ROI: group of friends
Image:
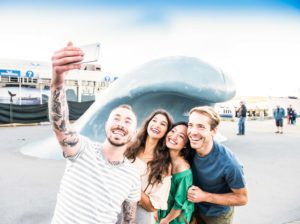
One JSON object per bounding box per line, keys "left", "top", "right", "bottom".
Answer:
{"left": 49, "top": 42, "right": 248, "bottom": 224}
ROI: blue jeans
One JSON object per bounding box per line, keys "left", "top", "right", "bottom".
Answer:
{"left": 238, "top": 117, "right": 246, "bottom": 135}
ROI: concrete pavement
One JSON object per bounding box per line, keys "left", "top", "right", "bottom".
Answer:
{"left": 0, "top": 119, "right": 299, "bottom": 224}
{"left": 218, "top": 119, "right": 300, "bottom": 224}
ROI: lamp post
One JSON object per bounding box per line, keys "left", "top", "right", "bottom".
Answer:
{"left": 8, "top": 91, "right": 16, "bottom": 123}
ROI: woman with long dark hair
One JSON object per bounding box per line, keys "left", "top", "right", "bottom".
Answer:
{"left": 125, "top": 109, "right": 173, "bottom": 223}
{"left": 157, "top": 122, "right": 194, "bottom": 224}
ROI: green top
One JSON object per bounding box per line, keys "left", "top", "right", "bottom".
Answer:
{"left": 157, "top": 168, "right": 194, "bottom": 223}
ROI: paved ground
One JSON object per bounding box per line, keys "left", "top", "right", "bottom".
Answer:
{"left": 218, "top": 119, "right": 300, "bottom": 224}
{"left": 0, "top": 119, "right": 299, "bottom": 224}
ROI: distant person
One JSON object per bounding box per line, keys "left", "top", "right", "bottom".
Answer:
{"left": 237, "top": 101, "right": 247, "bottom": 135}
{"left": 125, "top": 109, "right": 173, "bottom": 223}
{"left": 292, "top": 110, "right": 297, "bottom": 125}
{"left": 50, "top": 42, "right": 140, "bottom": 224}
{"left": 287, "top": 105, "right": 293, "bottom": 125}
{"left": 187, "top": 106, "right": 248, "bottom": 224}
{"left": 273, "top": 105, "right": 285, "bottom": 134}
{"left": 157, "top": 122, "right": 194, "bottom": 224}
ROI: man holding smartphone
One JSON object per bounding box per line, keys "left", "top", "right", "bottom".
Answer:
{"left": 50, "top": 42, "right": 140, "bottom": 224}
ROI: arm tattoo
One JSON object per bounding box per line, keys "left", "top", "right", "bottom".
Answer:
{"left": 50, "top": 86, "right": 67, "bottom": 132}
{"left": 50, "top": 86, "right": 79, "bottom": 148}
{"left": 122, "top": 200, "right": 137, "bottom": 224}
{"left": 59, "top": 131, "right": 79, "bottom": 147}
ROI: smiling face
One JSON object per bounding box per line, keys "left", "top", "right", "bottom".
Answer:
{"left": 166, "top": 124, "right": 188, "bottom": 151}
{"left": 187, "top": 111, "right": 217, "bottom": 155}
{"left": 146, "top": 114, "right": 169, "bottom": 140}
{"left": 105, "top": 107, "right": 137, "bottom": 147}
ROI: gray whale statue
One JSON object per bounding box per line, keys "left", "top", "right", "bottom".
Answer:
{"left": 21, "top": 56, "right": 235, "bottom": 159}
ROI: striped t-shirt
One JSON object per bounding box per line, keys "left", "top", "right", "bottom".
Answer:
{"left": 51, "top": 137, "right": 141, "bottom": 224}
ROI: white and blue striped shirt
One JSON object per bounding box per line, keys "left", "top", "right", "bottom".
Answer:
{"left": 51, "top": 137, "right": 141, "bottom": 224}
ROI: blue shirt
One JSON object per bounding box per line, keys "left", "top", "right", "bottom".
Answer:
{"left": 192, "top": 141, "right": 246, "bottom": 217}
{"left": 273, "top": 107, "right": 285, "bottom": 120}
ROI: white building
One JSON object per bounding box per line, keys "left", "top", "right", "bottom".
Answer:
{"left": 0, "top": 59, "right": 118, "bottom": 104}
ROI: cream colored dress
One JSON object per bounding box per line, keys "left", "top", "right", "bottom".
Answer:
{"left": 133, "top": 157, "right": 172, "bottom": 224}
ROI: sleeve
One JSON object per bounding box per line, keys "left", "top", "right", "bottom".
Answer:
{"left": 225, "top": 160, "right": 246, "bottom": 189}
{"left": 127, "top": 172, "right": 142, "bottom": 202}
{"left": 173, "top": 174, "right": 193, "bottom": 211}
{"left": 148, "top": 175, "right": 172, "bottom": 210}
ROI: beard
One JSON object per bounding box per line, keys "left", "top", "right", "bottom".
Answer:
{"left": 107, "top": 135, "right": 129, "bottom": 147}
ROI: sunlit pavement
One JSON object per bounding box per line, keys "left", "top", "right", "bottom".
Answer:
{"left": 218, "top": 119, "right": 300, "bottom": 224}
{"left": 0, "top": 118, "right": 299, "bottom": 224}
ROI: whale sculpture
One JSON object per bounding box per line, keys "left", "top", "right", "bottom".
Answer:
{"left": 21, "top": 56, "right": 235, "bottom": 159}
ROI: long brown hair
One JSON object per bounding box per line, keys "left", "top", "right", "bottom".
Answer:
{"left": 125, "top": 109, "right": 173, "bottom": 185}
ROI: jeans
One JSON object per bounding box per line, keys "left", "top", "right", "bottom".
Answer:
{"left": 238, "top": 117, "right": 246, "bottom": 135}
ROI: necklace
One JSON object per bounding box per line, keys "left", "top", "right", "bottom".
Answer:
{"left": 107, "top": 156, "right": 125, "bottom": 166}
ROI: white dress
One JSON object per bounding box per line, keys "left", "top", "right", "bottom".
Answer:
{"left": 133, "top": 157, "right": 172, "bottom": 224}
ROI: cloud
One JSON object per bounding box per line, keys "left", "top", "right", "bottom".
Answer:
{"left": 0, "top": 5, "right": 299, "bottom": 96}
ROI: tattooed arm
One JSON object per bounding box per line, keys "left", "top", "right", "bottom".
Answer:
{"left": 50, "top": 85, "right": 81, "bottom": 156}
{"left": 122, "top": 200, "right": 137, "bottom": 224}
{"left": 50, "top": 42, "right": 84, "bottom": 156}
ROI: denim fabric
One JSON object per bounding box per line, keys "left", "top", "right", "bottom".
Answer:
{"left": 238, "top": 117, "right": 246, "bottom": 135}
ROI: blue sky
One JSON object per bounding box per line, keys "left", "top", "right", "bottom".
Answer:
{"left": 0, "top": 0, "right": 300, "bottom": 96}
{"left": 2, "top": 0, "right": 300, "bottom": 15}
{"left": 1, "top": 0, "right": 300, "bottom": 8}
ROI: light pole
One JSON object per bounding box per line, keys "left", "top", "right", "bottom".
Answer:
{"left": 8, "top": 91, "right": 16, "bottom": 123}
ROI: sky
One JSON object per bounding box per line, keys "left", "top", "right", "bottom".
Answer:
{"left": 0, "top": 0, "right": 300, "bottom": 97}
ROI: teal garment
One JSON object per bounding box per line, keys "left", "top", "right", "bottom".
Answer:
{"left": 273, "top": 107, "right": 285, "bottom": 120}
{"left": 157, "top": 169, "right": 194, "bottom": 223}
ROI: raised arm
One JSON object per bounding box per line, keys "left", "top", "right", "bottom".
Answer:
{"left": 50, "top": 42, "right": 84, "bottom": 157}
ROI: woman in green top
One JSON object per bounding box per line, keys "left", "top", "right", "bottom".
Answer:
{"left": 157, "top": 122, "right": 194, "bottom": 224}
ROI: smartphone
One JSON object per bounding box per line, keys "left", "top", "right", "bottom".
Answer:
{"left": 77, "top": 42, "right": 100, "bottom": 64}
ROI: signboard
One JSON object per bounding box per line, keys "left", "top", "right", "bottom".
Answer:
{"left": 26, "top": 70, "right": 34, "bottom": 78}
{"left": 0, "top": 69, "right": 21, "bottom": 77}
